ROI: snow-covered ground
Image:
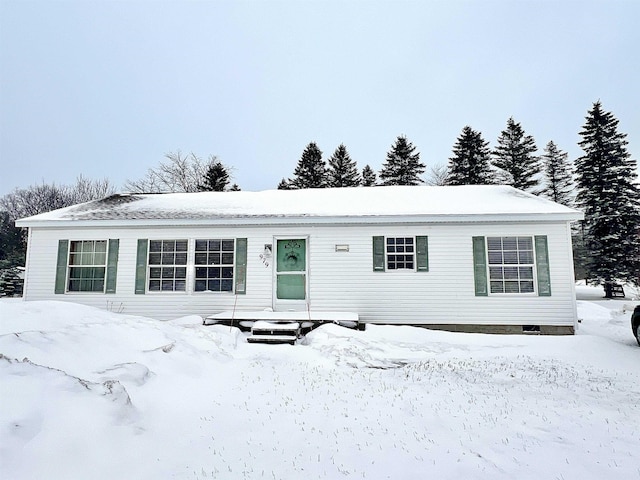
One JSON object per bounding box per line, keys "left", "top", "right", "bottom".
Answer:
{"left": 1, "top": 290, "right": 638, "bottom": 480}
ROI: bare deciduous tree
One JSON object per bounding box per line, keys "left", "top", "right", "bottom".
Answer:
{"left": 425, "top": 164, "right": 450, "bottom": 186}
{"left": 1, "top": 175, "right": 115, "bottom": 221}
{"left": 125, "top": 152, "right": 218, "bottom": 193}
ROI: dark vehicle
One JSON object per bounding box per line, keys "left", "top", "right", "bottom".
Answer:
{"left": 632, "top": 305, "right": 640, "bottom": 346}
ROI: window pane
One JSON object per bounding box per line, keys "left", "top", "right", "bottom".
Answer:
{"left": 176, "top": 240, "right": 188, "bottom": 252}
{"left": 210, "top": 240, "right": 221, "bottom": 251}
{"left": 209, "top": 280, "right": 221, "bottom": 291}
{"left": 221, "top": 279, "right": 233, "bottom": 291}
{"left": 487, "top": 237, "right": 502, "bottom": 250}
{"left": 95, "top": 241, "right": 107, "bottom": 253}
{"left": 195, "top": 253, "right": 207, "bottom": 265}
{"left": 503, "top": 267, "right": 519, "bottom": 280}
{"left": 149, "top": 280, "right": 161, "bottom": 291}
{"left": 519, "top": 251, "right": 534, "bottom": 264}
{"left": 175, "top": 252, "right": 187, "bottom": 265}
{"left": 504, "top": 281, "right": 520, "bottom": 293}
{"left": 222, "top": 267, "right": 233, "bottom": 279}
{"left": 519, "top": 267, "right": 533, "bottom": 280}
{"left": 490, "top": 281, "right": 504, "bottom": 293}
{"left": 502, "top": 237, "right": 517, "bottom": 250}
{"left": 149, "top": 241, "right": 162, "bottom": 252}
{"left": 521, "top": 281, "right": 534, "bottom": 293}
{"left": 518, "top": 237, "right": 533, "bottom": 250}
{"left": 149, "top": 268, "right": 161, "bottom": 279}
{"left": 222, "top": 240, "right": 234, "bottom": 251}
{"left": 195, "top": 240, "right": 208, "bottom": 251}
{"left": 489, "top": 267, "right": 503, "bottom": 280}
{"left": 488, "top": 251, "right": 503, "bottom": 264}
{"left": 221, "top": 253, "right": 234, "bottom": 265}
{"left": 503, "top": 251, "right": 518, "bottom": 264}
{"left": 195, "top": 280, "right": 207, "bottom": 291}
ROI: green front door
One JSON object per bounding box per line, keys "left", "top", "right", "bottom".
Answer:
{"left": 276, "top": 238, "right": 307, "bottom": 302}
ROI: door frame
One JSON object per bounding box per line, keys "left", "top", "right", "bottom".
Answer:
{"left": 272, "top": 235, "right": 309, "bottom": 311}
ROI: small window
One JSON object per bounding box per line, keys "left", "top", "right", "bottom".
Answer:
{"left": 194, "top": 239, "right": 235, "bottom": 292}
{"left": 67, "top": 240, "right": 108, "bottom": 292}
{"left": 148, "top": 240, "right": 188, "bottom": 292}
{"left": 487, "top": 236, "right": 535, "bottom": 294}
{"left": 386, "top": 237, "right": 415, "bottom": 270}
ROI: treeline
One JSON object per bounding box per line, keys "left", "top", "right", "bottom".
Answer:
{"left": 0, "top": 101, "right": 638, "bottom": 290}
{"left": 278, "top": 117, "right": 572, "bottom": 205}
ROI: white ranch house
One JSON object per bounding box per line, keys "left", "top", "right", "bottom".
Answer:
{"left": 16, "top": 185, "right": 583, "bottom": 334}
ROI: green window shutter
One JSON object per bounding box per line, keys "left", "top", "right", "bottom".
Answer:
{"left": 416, "top": 236, "right": 429, "bottom": 272}
{"left": 373, "top": 236, "right": 385, "bottom": 272}
{"left": 105, "top": 239, "right": 119, "bottom": 294}
{"left": 55, "top": 239, "right": 69, "bottom": 294}
{"left": 472, "top": 236, "right": 488, "bottom": 296}
{"left": 235, "top": 238, "right": 247, "bottom": 294}
{"left": 135, "top": 239, "right": 148, "bottom": 294}
{"left": 535, "top": 235, "right": 551, "bottom": 296}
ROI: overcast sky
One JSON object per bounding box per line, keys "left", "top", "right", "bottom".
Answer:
{"left": 1, "top": 0, "right": 638, "bottom": 195}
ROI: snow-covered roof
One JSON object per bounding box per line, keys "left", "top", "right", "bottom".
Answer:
{"left": 16, "top": 185, "right": 583, "bottom": 227}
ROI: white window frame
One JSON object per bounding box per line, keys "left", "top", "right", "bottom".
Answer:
{"left": 385, "top": 236, "right": 416, "bottom": 271}
{"left": 66, "top": 240, "right": 108, "bottom": 293}
{"left": 147, "top": 239, "right": 188, "bottom": 293}
{"left": 486, "top": 236, "right": 536, "bottom": 295}
{"left": 193, "top": 238, "right": 236, "bottom": 293}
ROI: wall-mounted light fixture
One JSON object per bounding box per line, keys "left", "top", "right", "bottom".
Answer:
{"left": 263, "top": 244, "right": 273, "bottom": 257}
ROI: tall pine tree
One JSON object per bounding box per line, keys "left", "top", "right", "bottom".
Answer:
{"left": 575, "top": 101, "right": 640, "bottom": 288}
{"left": 492, "top": 117, "right": 541, "bottom": 192}
{"left": 291, "top": 142, "right": 327, "bottom": 188}
{"left": 361, "top": 165, "right": 377, "bottom": 186}
{"left": 327, "top": 144, "right": 360, "bottom": 187}
{"left": 446, "top": 126, "right": 493, "bottom": 185}
{"left": 540, "top": 141, "right": 573, "bottom": 206}
{"left": 379, "top": 135, "right": 425, "bottom": 185}
{"left": 198, "top": 160, "right": 230, "bottom": 192}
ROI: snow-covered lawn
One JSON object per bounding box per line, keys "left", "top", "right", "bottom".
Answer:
{"left": 1, "top": 294, "right": 638, "bottom": 480}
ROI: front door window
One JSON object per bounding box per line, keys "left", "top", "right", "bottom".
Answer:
{"left": 276, "top": 239, "right": 306, "bottom": 300}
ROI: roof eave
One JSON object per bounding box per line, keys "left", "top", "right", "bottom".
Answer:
{"left": 16, "top": 211, "right": 584, "bottom": 229}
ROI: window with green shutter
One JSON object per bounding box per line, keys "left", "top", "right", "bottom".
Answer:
{"left": 373, "top": 236, "right": 428, "bottom": 272}
{"left": 474, "top": 235, "right": 552, "bottom": 296}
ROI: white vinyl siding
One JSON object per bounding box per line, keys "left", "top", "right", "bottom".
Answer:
{"left": 21, "top": 221, "right": 577, "bottom": 327}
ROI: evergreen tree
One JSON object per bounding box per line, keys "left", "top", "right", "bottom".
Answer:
{"left": 492, "top": 117, "right": 541, "bottom": 192}
{"left": 446, "top": 126, "right": 493, "bottom": 185}
{"left": 292, "top": 142, "right": 327, "bottom": 188}
{"left": 575, "top": 101, "right": 640, "bottom": 288}
{"left": 540, "top": 141, "right": 573, "bottom": 206}
{"left": 277, "top": 178, "right": 294, "bottom": 190}
{"left": 327, "top": 144, "right": 360, "bottom": 187}
{"left": 198, "top": 160, "right": 230, "bottom": 191}
{"left": 361, "top": 165, "right": 377, "bottom": 186}
{"left": 379, "top": 135, "right": 425, "bottom": 185}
